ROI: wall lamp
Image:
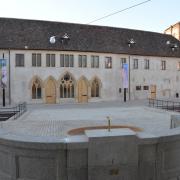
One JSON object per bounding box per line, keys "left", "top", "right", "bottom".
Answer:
{"left": 166, "top": 40, "right": 178, "bottom": 51}
{"left": 49, "top": 33, "right": 70, "bottom": 44}
{"left": 128, "top": 38, "right": 136, "bottom": 47}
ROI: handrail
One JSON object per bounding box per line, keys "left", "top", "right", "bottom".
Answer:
{"left": 148, "top": 98, "right": 180, "bottom": 112}
{"left": 0, "top": 102, "right": 27, "bottom": 119}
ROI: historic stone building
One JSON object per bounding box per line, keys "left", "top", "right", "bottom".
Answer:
{"left": 165, "top": 22, "right": 180, "bottom": 41}
{"left": 0, "top": 18, "right": 180, "bottom": 104}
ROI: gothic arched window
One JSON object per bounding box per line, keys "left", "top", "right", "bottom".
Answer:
{"left": 32, "top": 79, "right": 42, "bottom": 99}
{"left": 91, "top": 78, "right": 100, "bottom": 97}
{"left": 60, "top": 73, "right": 75, "bottom": 98}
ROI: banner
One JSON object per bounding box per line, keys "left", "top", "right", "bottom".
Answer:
{"left": 122, "top": 63, "right": 129, "bottom": 88}
{"left": 0, "top": 59, "right": 7, "bottom": 88}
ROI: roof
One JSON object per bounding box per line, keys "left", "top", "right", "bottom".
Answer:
{"left": 0, "top": 17, "right": 180, "bottom": 58}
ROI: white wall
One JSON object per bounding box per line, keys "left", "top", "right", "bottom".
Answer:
{"left": 1, "top": 49, "right": 180, "bottom": 104}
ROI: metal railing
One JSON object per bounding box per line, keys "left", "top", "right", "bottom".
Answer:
{"left": 148, "top": 98, "right": 180, "bottom": 112}
{"left": 0, "top": 102, "right": 27, "bottom": 120}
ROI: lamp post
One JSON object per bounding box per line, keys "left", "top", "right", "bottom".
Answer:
{"left": 123, "top": 38, "right": 136, "bottom": 102}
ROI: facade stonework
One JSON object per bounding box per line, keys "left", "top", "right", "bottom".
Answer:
{"left": 0, "top": 50, "right": 180, "bottom": 104}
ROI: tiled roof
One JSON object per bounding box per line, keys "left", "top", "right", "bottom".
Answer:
{"left": 0, "top": 17, "right": 180, "bottom": 57}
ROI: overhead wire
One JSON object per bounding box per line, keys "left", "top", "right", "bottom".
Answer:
{"left": 87, "top": 0, "right": 151, "bottom": 24}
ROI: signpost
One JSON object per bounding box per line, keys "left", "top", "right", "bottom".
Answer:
{"left": 0, "top": 59, "right": 7, "bottom": 106}
{"left": 122, "top": 63, "right": 129, "bottom": 102}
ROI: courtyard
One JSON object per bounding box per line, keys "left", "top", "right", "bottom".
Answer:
{"left": 0, "top": 100, "right": 178, "bottom": 139}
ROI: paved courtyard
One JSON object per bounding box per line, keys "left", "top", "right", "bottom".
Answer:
{"left": 0, "top": 100, "right": 179, "bottom": 139}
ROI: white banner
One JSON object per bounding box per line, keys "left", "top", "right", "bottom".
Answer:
{"left": 0, "top": 59, "right": 7, "bottom": 88}
{"left": 122, "top": 63, "right": 129, "bottom": 88}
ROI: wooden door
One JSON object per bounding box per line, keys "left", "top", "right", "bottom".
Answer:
{"left": 45, "top": 79, "right": 56, "bottom": 104}
{"left": 150, "top": 85, "right": 156, "bottom": 99}
{"left": 78, "top": 79, "right": 88, "bottom": 103}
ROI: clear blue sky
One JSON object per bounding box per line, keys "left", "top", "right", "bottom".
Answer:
{"left": 0, "top": 0, "right": 179, "bottom": 33}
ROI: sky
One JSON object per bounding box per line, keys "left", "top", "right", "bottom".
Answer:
{"left": 0, "top": 0, "right": 179, "bottom": 33}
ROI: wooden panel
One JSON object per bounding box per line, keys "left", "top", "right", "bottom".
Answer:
{"left": 45, "top": 79, "right": 56, "bottom": 104}
{"left": 78, "top": 79, "right": 88, "bottom": 103}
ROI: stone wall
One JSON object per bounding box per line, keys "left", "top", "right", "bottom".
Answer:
{"left": 0, "top": 128, "right": 180, "bottom": 179}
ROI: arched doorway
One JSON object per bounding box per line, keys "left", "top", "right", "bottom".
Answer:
{"left": 45, "top": 79, "right": 56, "bottom": 104}
{"left": 78, "top": 77, "right": 88, "bottom": 103}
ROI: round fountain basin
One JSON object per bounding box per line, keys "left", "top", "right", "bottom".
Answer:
{"left": 68, "top": 125, "right": 142, "bottom": 135}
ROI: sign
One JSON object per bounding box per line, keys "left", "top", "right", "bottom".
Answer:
{"left": 122, "top": 63, "right": 129, "bottom": 88}
{"left": 0, "top": 59, "right": 7, "bottom": 88}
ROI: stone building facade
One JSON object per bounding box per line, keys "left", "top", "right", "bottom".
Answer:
{"left": 0, "top": 18, "right": 180, "bottom": 104}
{"left": 165, "top": 22, "right": 180, "bottom": 41}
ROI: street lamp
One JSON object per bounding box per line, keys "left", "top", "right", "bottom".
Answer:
{"left": 49, "top": 33, "right": 70, "bottom": 44}
{"left": 126, "top": 38, "right": 136, "bottom": 101}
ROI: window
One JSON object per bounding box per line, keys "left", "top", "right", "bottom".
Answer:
{"left": 15, "top": 54, "right": 24, "bottom": 67}
{"left": 176, "top": 93, "right": 179, "bottom": 98}
{"left": 133, "top": 59, "right": 138, "bottom": 69}
{"left": 143, "top": 86, "right": 149, "bottom": 90}
{"left": 144, "top": 59, "right": 149, "bottom": 69}
{"left": 177, "top": 62, "right": 180, "bottom": 71}
{"left": 46, "top": 54, "right": 55, "bottom": 67}
{"left": 161, "top": 60, "right": 166, "bottom": 70}
{"left": 91, "top": 56, "right": 99, "bottom": 68}
{"left": 78, "top": 55, "right": 87, "bottom": 67}
{"left": 60, "top": 73, "right": 75, "bottom": 98}
{"left": 121, "top": 58, "right": 126, "bottom": 68}
{"left": 60, "top": 54, "right": 74, "bottom": 67}
{"left": 136, "top": 86, "right": 141, "bottom": 90}
{"left": 32, "top": 53, "right": 41, "bottom": 67}
{"left": 32, "top": 79, "right": 42, "bottom": 99}
{"left": 105, "top": 57, "right": 112, "bottom": 69}
{"left": 91, "top": 78, "right": 100, "bottom": 97}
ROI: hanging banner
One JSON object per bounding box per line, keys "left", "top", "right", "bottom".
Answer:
{"left": 0, "top": 59, "right": 7, "bottom": 88}
{"left": 122, "top": 63, "right": 129, "bottom": 88}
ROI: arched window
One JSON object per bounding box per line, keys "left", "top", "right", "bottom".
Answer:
{"left": 60, "top": 73, "right": 75, "bottom": 98}
{"left": 32, "top": 79, "right": 42, "bottom": 99}
{"left": 91, "top": 78, "right": 100, "bottom": 97}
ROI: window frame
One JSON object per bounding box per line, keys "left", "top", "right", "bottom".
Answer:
{"left": 121, "top": 58, "right": 126, "bottom": 68}
{"left": 161, "top": 60, "right": 166, "bottom": 70}
{"left": 32, "top": 53, "right": 41, "bottom": 67}
{"left": 136, "top": 86, "right": 141, "bottom": 91}
{"left": 133, "top": 59, "right": 138, "bottom": 69}
{"left": 46, "top": 54, "right": 55, "bottom": 67}
{"left": 91, "top": 55, "right": 99, "bottom": 68}
{"left": 78, "top": 55, "right": 87, "bottom": 68}
{"left": 144, "top": 59, "right": 149, "bottom": 70}
{"left": 15, "top": 54, "right": 25, "bottom": 67}
{"left": 105, "top": 57, "right": 112, "bottom": 69}
{"left": 60, "top": 54, "right": 74, "bottom": 67}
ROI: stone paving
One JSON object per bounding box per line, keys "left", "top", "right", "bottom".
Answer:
{"left": 0, "top": 100, "right": 179, "bottom": 138}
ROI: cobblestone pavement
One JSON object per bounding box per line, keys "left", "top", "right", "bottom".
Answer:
{"left": 0, "top": 100, "right": 179, "bottom": 138}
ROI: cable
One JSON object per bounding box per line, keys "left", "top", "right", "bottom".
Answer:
{"left": 87, "top": 0, "right": 151, "bottom": 24}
